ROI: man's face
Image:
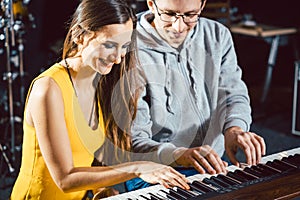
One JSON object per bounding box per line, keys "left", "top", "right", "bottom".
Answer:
{"left": 148, "top": 0, "right": 204, "bottom": 48}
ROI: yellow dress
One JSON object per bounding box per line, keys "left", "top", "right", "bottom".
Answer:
{"left": 10, "top": 64, "right": 105, "bottom": 199}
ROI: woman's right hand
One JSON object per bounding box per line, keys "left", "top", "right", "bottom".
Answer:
{"left": 135, "top": 161, "right": 190, "bottom": 190}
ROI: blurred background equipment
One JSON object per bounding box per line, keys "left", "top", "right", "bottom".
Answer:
{"left": 0, "top": 0, "right": 35, "bottom": 182}
{"left": 292, "top": 60, "right": 300, "bottom": 136}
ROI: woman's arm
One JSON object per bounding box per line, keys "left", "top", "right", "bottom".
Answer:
{"left": 26, "top": 77, "right": 189, "bottom": 193}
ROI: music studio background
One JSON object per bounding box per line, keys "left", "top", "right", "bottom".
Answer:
{"left": 1, "top": 0, "right": 300, "bottom": 199}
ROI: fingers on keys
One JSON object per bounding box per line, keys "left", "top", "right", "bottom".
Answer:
{"left": 241, "top": 132, "right": 266, "bottom": 166}
{"left": 190, "top": 146, "right": 227, "bottom": 174}
{"left": 160, "top": 167, "right": 190, "bottom": 190}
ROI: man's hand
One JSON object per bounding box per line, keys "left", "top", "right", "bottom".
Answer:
{"left": 172, "top": 145, "right": 228, "bottom": 174}
{"left": 224, "top": 126, "right": 266, "bottom": 167}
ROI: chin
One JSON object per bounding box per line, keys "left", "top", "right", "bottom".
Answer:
{"left": 168, "top": 37, "right": 184, "bottom": 45}
{"left": 169, "top": 41, "right": 183, "bottom": 48}
{"left": 99, "top": 67, "right": 113, "bottom": 75}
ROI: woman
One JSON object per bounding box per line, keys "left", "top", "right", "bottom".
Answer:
{"left": 10, "top": 0, "right": 189, "bottom": 199}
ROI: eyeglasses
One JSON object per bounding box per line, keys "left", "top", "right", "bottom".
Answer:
{"left": 152, "top": 0, "right": 201, "bottom": 24}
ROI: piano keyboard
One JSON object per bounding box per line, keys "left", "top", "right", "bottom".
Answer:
{"left": 101, "top": 147, "right": 300, "bottom": 200}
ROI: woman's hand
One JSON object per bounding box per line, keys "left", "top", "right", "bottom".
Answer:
{"left": 135, "top": 162, "right": 190, "bottom": 190}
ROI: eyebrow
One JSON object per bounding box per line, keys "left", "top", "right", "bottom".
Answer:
{"left": 104, "top": 40, "right": 132, "bottom": 46}
{"left": 160, "top": 8, "right": 201, "bottom": 14}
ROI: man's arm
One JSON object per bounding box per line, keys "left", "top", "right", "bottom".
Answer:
{"left": 217, "top": 28, "right": 252, "bottom": 133}
{"left": 217, "top": 28, "right": 266, "bottom": 166}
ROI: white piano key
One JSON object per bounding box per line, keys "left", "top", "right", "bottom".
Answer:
{"left": 187, "top": 173, "right": 211, "bottom": 182}
{"left": 226, "top": 165, "right": 240, "bottom": 172}
{"left": 260, "top": 147, "right": 300, "bottom": 164}
{"left": 156, "top": 190, "right": 169, "bottom": 199}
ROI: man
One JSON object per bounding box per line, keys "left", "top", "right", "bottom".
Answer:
{"left": 126, "top": 0, "right": 266, "bottom": 191}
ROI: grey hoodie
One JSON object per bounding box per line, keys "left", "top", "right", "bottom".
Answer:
{"left": 131, "top": 10, "right": 252, "bottom": 166}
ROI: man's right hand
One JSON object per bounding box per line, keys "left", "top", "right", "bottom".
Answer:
{"left": 172, "top": 145, "right": 227, "bottom": 174}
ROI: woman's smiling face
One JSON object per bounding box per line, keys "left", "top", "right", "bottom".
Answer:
{"left": 80, "top": 20, "right": 133, "bottom": 75}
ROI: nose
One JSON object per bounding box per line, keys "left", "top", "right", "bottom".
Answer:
{"left": 172, "top": 16, "right": 187, "bottom": 33}
{"left": 114, "top": 54, "right": 122, "bottom": 64}
{"left": 109, "top": 48, "right": 124, "bottom": 64}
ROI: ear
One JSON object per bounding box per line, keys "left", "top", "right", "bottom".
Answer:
{"left": 84, "top": 32, "right": 96, "bottom": 45}
{"left": 74, "top": 35, "right": 83, "bottom": 45}
{"left": 75, "top": 31, "right": 95, "bottom": 46}
{"left": 147, "top": 0, "right": 155, "bottom": 13}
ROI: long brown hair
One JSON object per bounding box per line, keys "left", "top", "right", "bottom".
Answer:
{"left": 62, "top": 0, "right": 139, "bottom": 162}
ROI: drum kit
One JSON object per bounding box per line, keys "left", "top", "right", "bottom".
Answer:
{"left": 0, "top": 0, "right": 34, "bottom": 180}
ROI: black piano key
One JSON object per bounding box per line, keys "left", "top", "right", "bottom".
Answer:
{"left": 289, "top": 153, "right": 300, "bottom": 160}
{"left": 169, "top": 188, "right": 188, "bottom": 199}
{"left": 283, "top": 154, "right": 300, "bottom": 167}
{"left": 235, "top": 170, "right": 258, "bottom": 180}
{"left": 251, "top": 165, "right": 274, "bottom": 176}
{"left": 176, "top": 187, "right": 197, "bottom": 198}
{"left": 281, "top": 157, "right": 299, "bottom": 167}
{"left": 272, "top": 160, "right": 294, "bottom": 171}
{"left": 279, "top": 158, "right": 298, "bottom": 168}
{"left": 233, "top": 170, "right": 255, "bottom": 181}
{"left": 274, "top": 159, "right": 297, "bottom": 170}
{"left": 257, "top": 163, "right": 281, "bottom": 174}
{"left": 266, "top": 161, "right": 287, "bottom": 172}
{"left": 139, "top": 194, "right": 151, "bottom": 200}
{"left": 192, "top": 180, "right": 216, "bottom": 193}
{"left": 227, "top": 171, "right": 248, "bottom": 183}
{"left": 244, "top": 167, "right": 265, "bottom": 178}
{"left": 217, "top": 174, "right": 241, "bottom": 185}
{"left": 188, "top": 183, "right": 205, "bottom": 194}
{"left": 159, "top": 190, "right": 180, "bottom": 200}
{"left": 202, "top": 178, "right": 224, "bottom": 190}
{"left": 148, "top": 192, "right": 164, "bottom": 200}
{"left": 251, "top": 165, "right": 267, "bottom": 174}
{"left": 211, "top": 176, "right": 232, "bottom": 188}
{"left": 292, "top": 154, "right": 300, "bottom": 163}
{"left": 185, "top": 189, "right": 200, "bottom": 196}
